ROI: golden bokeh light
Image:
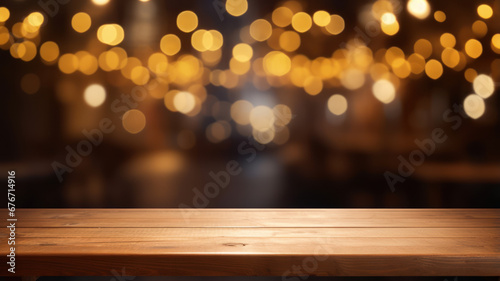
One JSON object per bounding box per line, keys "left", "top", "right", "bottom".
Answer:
{"left": 464, "top": 68, "right": 478, "bottom": 83}
{"left": 473, "top": 74, "right": 495, "bottom": 99}
{"left": 148, "top": 52, "right": 168, "bottom": 74}
{"left": 327, "top": 94, "right": 348, "bottom": 115}
{"left": 372, "top": 79, "right": 396, "bottom": 104}
{"left": 231, "top": 100, "right": 254, "bottom": 125}
{"left": 441, "top": 48, "right": 460, "bottom": 68}
{"left": 173, "top": 91, "right": 196, "bottom": 114}
{"left": 130, "top": 66, "right": 150, "bottom": 85}
{"left": 72, "top": 12, "right": 91, "bottom": 33}
{"left": 0, "top": 7, "right": 10, "bottom": 22}
{"left": 27, "top": 12, "right": 44, "bottom": 27}
{"left": 492, "top": 34, "right": 500, "bottom": 54}
{"left": 341, "top": 68, "right": 365, "bottom": 90}
{"left": 97, "top": 24, "right": 124, "bottom": 46}
{"left": 253, "top": 128, "right": 275, "bottom": 144}
{"left": 272, "top": 6, "right": 293, "bottom": 27}
{"left": 122, "top": 109, "right": 146, "bottom": 134}
{"left": 477, "top": 4, "right": 493, "bottom": 19}
{"left": 313, "top": 10, "right": 330, "bottom": 27}
{"left": 76, "top": 51, "right": 98, "bottom": 75}
{"left": 19, "top": 41, "right": 37, "bottom": 62}
{"left": 263, "top": 51, "right": 291, "bottom": 76}
{"left": 232, "top": 43, "right": 253, "bottom": 62}
{"left": 407, "top": 0, "right": 430, "bottom": 19}
{"left": 414, "top": 39, "right": 433, "bottom": 59}
{"left": 303, "top": 76, "right": 323, "bottom": 95}
{"left": 83, "top": 84, "right": 106, "bottom": 107}
{"left": 463, "top": 94, "right": 485, "bottom": 119}
{"left": 279, "top": 31, "right": 301, "bottom": 52}
{"left": 291, "top": 12, "right": 312, "bottom": 33}
{"left": 177, "top": 11, "right": 198, "bottom": 33}
{"left": 325, "top": 15, "right": 345, "bottom": 35}
{"left": 58, "top": 53, "right": 79, "bottom": 74}
{"left": 434, "top": 11, "right": 446, "bottom": 22}
{"left": 40, "top": 41, "right": 60, "bottom": 63}
{"left": 472, "top": 20, "right": 488, "bottom": 38}
{"left": 250, "top": 19, "right": 272, "bottom": 42}
{"left": 408, "top": 53, "right": 425, "bottom": 74}
{"left": 226, "top": 0, "right": 248, "bottom": 17}
{"left": 92, "top": 0, "right": 110, "bottom": 6}
{"left": 465, "top": 39, "right": 483, "bottom": 59}
{"left": 425, "top": 59, "right": 443, "bottom": 80}
{"left": 440, "top": 33, "right": 456, "bottom": 48}
{"left": 250, "top": 105, "right": 275, "bottom": 132}
{"left": 161, "top": 34, "right": 181, "bottom": 55}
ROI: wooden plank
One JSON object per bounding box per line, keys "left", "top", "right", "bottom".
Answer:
{"left": 13, "top": 237, "right": 500, "bottom": 255}
{"left": 8, "top": 227, "right": 500, "bottom": 238}
{"left": 12, "top": 255, "right": 500, "bottom": 276}
{"left": 13, "top": 218, "right": 500, "bottom": 228}
{"left": 11, "top": 208, "right": 500, "bottom": 219}
{"left": 1, "top": 209, "right": 499, "bottom": 276}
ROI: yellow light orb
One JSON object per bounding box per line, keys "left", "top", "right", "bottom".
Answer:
{"left": 272, "top": 7, "right": 293, "bottom": 27}
{"left": 0, "top": 7, "right": 10, "bottom": 22}
{"left": 160, "top": 34, "right": 181, "bottom": 55}
{"left": 71, "top": 12, "right": 91, "bottom": 33}
{"left": 232, "top": 43, "right": 253, "bottom": 62}
{"left": 407, "top": 0, "right": 430, "bottom": 19}
{"left": 414, "top": 38, "right": 433, "bottom": 59}
{"left": 291, "top": 12, "right": 312, "bottom": 33}
{"left": 434, "top": 10, "right": 446, "bottom": 22}
{"left": 465, "top": 39, "right": 483, "bottom": 59}
{"left": 327, "top": 94, "right": 348, "bottom": 115}
{"left": 83, "top": 84, "right": 106, "bottom": 107}
{"left": 122, "top": 109, "right": 146, "bottom": 134}
{"left": 473, "top": 74, "right": 495, "bottom": 99}
{"left": 372, "top": 79, "right": 396, "bottom": 104}
{"left": 92, "top": 0, "right": 109, "bottom": 6}
{"left": 425, "top": 59, "right": 443, "bottom": 80}
{"left": 231, "top": 100, "right": 254, "bottom": 125}
{"left": 250, "top": 19, "right": 272, "bottom": 42}
{"left": 177, "top": 11, "right": 198, "bottom": 33}
{"left": 279, "top": 31, "right": 301, "bottom": 52}
{"left": 441, "top": 48, "right": 460, "bottom": 68}
{"left": 263, "top": 51, "right": 291, "bottom": 76}
{"left": 463, "top": 94, "right": 485, "bottom": 119}
{"left": 313, "top": 10, "right": 330, "bottom": 27}
{"left": 173, "top": 91, "right": 196, "bottom": 114}
{"left": 226, "top": 0, "right": 248, "bottom": 17}
{"left": 97, "top": 24, "right": 124, "bottom": 46}
{"left": 58, "top": 53, "right": 79, "bottom": 74}
{"left": 325, "top": 14, "right": 345, "bottom": 35}
{"left": 477, "top": 4, "right": 493, "bottom": 19}
{"left": 440, "top": 33, "right": 456, "bottom": 48}
{"left": 250, "top": 105, "right": 275, "bottom": 132}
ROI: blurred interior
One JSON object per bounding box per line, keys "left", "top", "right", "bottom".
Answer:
{"left": 0, "top": 0, "right": 499, "bottom": 209}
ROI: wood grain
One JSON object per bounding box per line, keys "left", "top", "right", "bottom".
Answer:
{"left": 1, "top": 209, "right": 499, "bottom": 276}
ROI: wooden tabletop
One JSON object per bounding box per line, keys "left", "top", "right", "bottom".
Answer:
{"left": 1, "top": 209, "right": 500, "bottom": 276}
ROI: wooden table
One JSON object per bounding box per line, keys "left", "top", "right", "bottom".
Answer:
{"left": 1, "top": 209, "right": 500, "bottom": 277}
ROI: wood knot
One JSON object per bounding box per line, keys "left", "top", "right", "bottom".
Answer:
{"left": 223, "top": 243, "right": 247, "bottom": 247}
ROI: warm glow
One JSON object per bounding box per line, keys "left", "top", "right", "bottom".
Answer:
{"left": 97, "top": 24, "right": 124, "bottom": 46}
{"left": 325, "top": 15, "right": 345, "bottom": 35}
{"left": 122, "top": 109, "right": 146, "bottom": 134}
{"left": 407, "top": 0, "right": 431, "bottom": 19}
{"left": 250, "top": 106, "right": 275, "bottom": 132}
{"left": 327, "top": 94, "right": 348, "bottom": 115}
{"left": 272, "top": 7, "right": 293, "bottom": 27}
{"left": 250, "top": 19, "right": 272, "bottom": 42}
{"left": 226, "top": 0, "right": 248, "bottom": 17}
{"left": 92, "top": 0, "right": 110, "bottom": 6}
{"left": 425, "top": 59, "right": 443, "bottom": 80}
{"left": 473, "top": 74, "right": 495, "bottom": 99}
{"left": 465, "top": 39, "right": 483, "bottom": 59}
{"left": 84, "top": 84, "right": 106, "bottom": 107}
{"left": 463, "top": 94, "right": 485, "bottom": 119}
{"left": 231, "top": 100, "right": 254, "bottom": 125}
{"left": 0, "top": 7, "right": 10, "bottom": 22}
{"left": 263, "top": 51, "right": 291, "bottom": 76}
{"left": 313, "top": 10, "right": 331, "bottom": 27}
{"left": 291, "top": 12, "right": 312, "bottom": 33}
{"left": 232, "top": 43, "right": 253, "bottom": 62}
{"left": 161, "top": 34, "right": 181, "bottom": 55}
{"left": 372, "top": 79, "right": 396, "bottom": 104}
{"left": 177, "top": 11, "right": 198, "bottom": 33}
{"left": 477, "top": 4, "right": 493, "bottom": 19}
{"left": 72, "top": 12, "right": 91, "bottom": 33}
